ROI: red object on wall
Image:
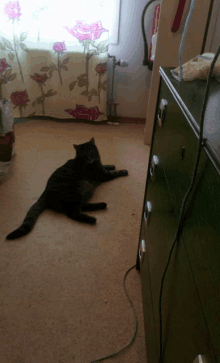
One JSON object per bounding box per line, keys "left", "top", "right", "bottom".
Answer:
{"left": 171, "top": 0, "right": 187, "bottom": 32}
{"left": 149, "top": 3, "right": 161, "bottom": 61}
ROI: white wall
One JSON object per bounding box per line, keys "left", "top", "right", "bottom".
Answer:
{"left": 205, "top": 1, "right": 220, "bottom": 53}
{"left": 107, "top": 0, "right": 155, "bottom": 118}
{"left": 144, "top": 0, "right": 212, "bottom": 145}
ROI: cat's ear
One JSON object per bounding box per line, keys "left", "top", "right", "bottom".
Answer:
{"left": 90, "top": 137, "right": 95, "bottom": 144}
{"left": 73, "top": 144, "right": 78, "bottom": 150}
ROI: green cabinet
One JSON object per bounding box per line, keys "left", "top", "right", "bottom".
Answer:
{"left": 137, "top": 67, "right": 220, "bottom": 363}
{"left": 182, "top": 155, "right": 220, "bottom": 361}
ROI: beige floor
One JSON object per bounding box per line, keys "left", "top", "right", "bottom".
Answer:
{"left": 0, "top": 120, "right": 150, "bottom": 363}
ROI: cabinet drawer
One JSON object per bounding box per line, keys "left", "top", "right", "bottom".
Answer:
{"left": 182, "top": 153, "right": 220, "bottom": 361}
{"left": 139, "top": 141, "right": 215, "bottom": 362}
{"left": 161, "top": 235, "right": 215, "bottom": 363}
{"left": 142, "top": 138, "right": 175, "bottom": 233}
{"left": 154, "top": 79, "right": 208, "bottom": 220}
{"left": 138, "top": 224, "right": 158, "bottom": 363}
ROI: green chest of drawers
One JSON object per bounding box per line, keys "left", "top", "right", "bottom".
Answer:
{"left": 137, "top": 67, "right": 220, "bottom": 363}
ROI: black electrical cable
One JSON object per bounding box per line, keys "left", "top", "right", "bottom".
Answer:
{"left": 158, "top": 44, "right": 220, "bottom": 363}
{"left": 200, "top": 0, "right": 215, "bottom": 55}
{"left": 90, "top": 265, "right": 138, "bottom": 362}
{"left": 141, "top": 0, "right": 158, "bottom": 70}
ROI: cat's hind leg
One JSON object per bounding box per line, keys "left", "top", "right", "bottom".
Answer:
{"left": 81, "top": 202, "right": 107, "bottom": 211}
{"left": 67, "top": 211, "right": 97, "bottom": 224}
{"left": 100, "top": 169, "right": 128, "bottom": 182}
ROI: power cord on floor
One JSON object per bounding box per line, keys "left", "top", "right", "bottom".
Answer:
{"left": 158, "top": 44, "right": 220, "bottom": 363}
{"left": 90, "top": 265, "right": 138, "bottom": 363}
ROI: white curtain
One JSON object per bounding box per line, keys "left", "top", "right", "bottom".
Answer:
{"left": 0, "top": 0, "right": 120, "bottom": 122}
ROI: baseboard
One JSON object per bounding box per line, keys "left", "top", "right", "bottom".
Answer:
{"left": 14, "top": 116, "right": 146, "bottom": 125}
{"left": 119, "top": 117, "right": 146, "bottom": 124}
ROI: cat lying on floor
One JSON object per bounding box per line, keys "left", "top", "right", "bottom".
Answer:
{"left": 6, "top": 137, "right": 128, "bottom": 240}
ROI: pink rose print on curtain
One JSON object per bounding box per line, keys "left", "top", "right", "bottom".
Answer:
{"left": 4, "top": 1, "right": 22, "bottom": 19}
{"left": 37, "top": 42, "right": 70, "bottom": 87}
{"left": 0, "top": 58, "right": 16, "bottom": 99}
{"left": 10, "top": 90, "right": 30, "bottom": 117}
{"left": 64, "top": 21, "right": 108, "bottom": 101}
{"left": 30, "top": 73, "right": 57, "bottom": 116}
{"left": 65, "top": 21, "right": 108, "bottom": 41}
{"left": 65, "top": 105, "right": 104, "bottom": 121}
{"left": 95, "top": 62, "right": 107, "bottom": 103}
{"left": 52, "top": 41, "right": 70, "bottom": 85}
{"left": 1, "top": 2, "right": 29, "bottom": 83}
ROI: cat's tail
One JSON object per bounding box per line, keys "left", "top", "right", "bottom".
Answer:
{"left": 6, "top": 191, "right": 47, "bottom": 240}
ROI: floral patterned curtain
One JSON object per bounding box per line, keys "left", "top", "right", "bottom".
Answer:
{"left": 0, "top": 0, "right": 110, "bottom": 122}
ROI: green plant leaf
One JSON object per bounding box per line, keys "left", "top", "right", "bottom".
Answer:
{"left": 32, "top": 101, "right": 36, "bottom": 107}
{"left": 40, "top": 67, "right": 50, "bottom": 72}
{"left": 8, "top": 52, "right": 14, "bottom": 61}
{"left": 96, "top": 40, "right": 108, "bottom": 52}
{"left": 88, "top": 94, "right": 92, "bottom": 101}
{"left": 0, "top": 42, "right": 6, "bottom": 51}
{"left": 1, "top": 37, "right": 13, "bottom": 50}
{"left": 62, "top": 58, "right": 70, "bottom": 65}
{"left": 102, "top": 80, "right": 107, "bottom": 91}
{"left": 47, "top": 89, "right": 54, "bottom": 96}
{"left": 61, "top": 65, "right": 68, "bottom": 71}
{"left": 0, "top": 77, "right": 6, "bottom": 85}
{"left": 14, "top": 35, "right": 20, "bottom": 47}
{"left": 89, "top": 50, "right": 99, "bottom": 57}
{"left": 50, "top": 91, "right": 57, "bottom": 97}
{"left": 9, "top": 73, "right": 16, "bottom": 81}
{"left": 69, "top": 81, "right": 77, "bottom": 91}
{"left": 78, "top": 79, "right": 87, "bottom": 87}
{"left": 20, "top": 32, "right": 28, "bottom": 42}
{"left": 77, "top": 73, "right": 87, "bottom": 81}
{"left": 50, "top": 63, "right": 57, "bottom": 71}
{"left": 28, "top": 112, "right": 36, "bottom": 117}
{"left": 37, "top": 99, "right": 43, "bottom": 104}
{"left": 4, "top": 69, "right": 12, "bottom": 80}
{"left": 91, "top": 88, "right": 98, "bottom": 96}
{"left": 101, "top": 45, "right": 108, "bottom": 53}
{"left": 20, "top": 43, "right": 28, "bottom": 52}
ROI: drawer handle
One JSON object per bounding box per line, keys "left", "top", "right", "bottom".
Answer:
{"left": 181, "top": 146, "right": 186, "bottom": 161}
{"left": 158, "top": 99, "right": 168, "bottom": 127}
{"left": 144, "top": 201, "right": 152, "bottom": 226}
{"left": 139, "top": 239, "right": 146, "bottom": 265}
{"left": 150, "top": 155, "right": 159, "bottom": 181}
{"left": 193, "top": 355, "right": 210, "bottom": 363}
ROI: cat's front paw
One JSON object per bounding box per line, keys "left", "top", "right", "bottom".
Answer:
{"left": 90, "top": 216, "right": 97, "bottom": 224}
{"left": 119, "top": 169, "right": 128, "bottom": 176}
{"left": 99, "top": 202, "right": 107, "bottom": 209}
{"left": 103, "top": 165, "right": 116, "bottom": 170}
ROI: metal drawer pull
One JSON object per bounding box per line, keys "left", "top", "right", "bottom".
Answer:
{"left": 144, "top": 201, "right": 152, "bottom": 226}
{"left": 150, "top": 155, "right": 159, "bottom": 181}
{"left": 181, "top": 146, "right": 186, "bottom": 160}
{"left": 158, "top": 99, "right": 168, "bottom": 127}
{"left": 193, "top": 355, "right": 210, "bottom": 363}
{"left": 139, "top": 239, "right": 146, "bottom": 265}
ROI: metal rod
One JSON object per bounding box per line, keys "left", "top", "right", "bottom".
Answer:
{"left": 111, "top": 56, "right": 116, "bottom": 102}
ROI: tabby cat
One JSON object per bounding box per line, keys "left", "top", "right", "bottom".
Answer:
{"left": 6, "top": 138, "right": 128, "bottom": 240}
